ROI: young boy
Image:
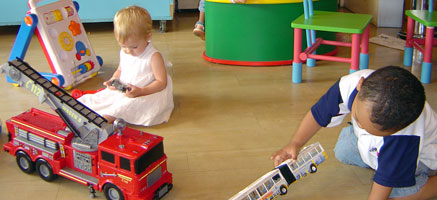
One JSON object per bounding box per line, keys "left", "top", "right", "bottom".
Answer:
{"left": 271, "top": 66, "right": 437, "bottom": 199}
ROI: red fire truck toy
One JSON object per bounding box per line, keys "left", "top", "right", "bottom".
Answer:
{"left": 1, "top": 59, "right": 172, "bottom": 200}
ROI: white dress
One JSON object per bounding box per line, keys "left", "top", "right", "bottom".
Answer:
{"left": 78, "top": 43, "right": 174, "bottom": 126}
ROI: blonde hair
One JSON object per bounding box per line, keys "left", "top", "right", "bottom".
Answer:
{"left": 113, "top": 6, "right": 152, "bottom": 43}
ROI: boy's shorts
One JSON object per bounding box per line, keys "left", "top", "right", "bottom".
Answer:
{"left": 333, "top": 125, "right": 436, "bottom": 198}
{"left": 198, "top": 0, "right": 205, "bottom": 12}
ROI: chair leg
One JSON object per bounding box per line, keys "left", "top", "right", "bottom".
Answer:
{"left": 359, "top": 26, "right": 370, "bottom": 70}
{"left": 305, "top": 29, "right": 316, "bottom": 67}
{"left": 293, "top": 28, "right": 303, "bottom": 83}
{"left": 421, "top": 26, "right": 434, "bottom": 84}
{"left": 350, "top": 33, "right": 360, "bottom": 73}
{"left": 403, "top": 17, "right": 414, "bottom": 67}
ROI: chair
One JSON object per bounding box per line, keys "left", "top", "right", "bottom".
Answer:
{"left": 291, "top": 0, "right": 373, "bottom": 83}
{"left": 403, "top": 0, "right": 437, "bottom": 84}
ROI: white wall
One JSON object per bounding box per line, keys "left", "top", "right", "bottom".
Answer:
{"left": 378, "top": 0, "right": 403, "bottom": 27}
{"left": 343, "top": 0, "right": 404, "bottom": 27}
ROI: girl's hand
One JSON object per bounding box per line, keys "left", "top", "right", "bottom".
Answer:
{"left": 123, "top": 84, "right": 139, "bottom": 98}
{"left": 270, "top": 142, "right": 301, "bottom": 167}
{"left": 104, "top": 79, "right": 117, "bottom": 90}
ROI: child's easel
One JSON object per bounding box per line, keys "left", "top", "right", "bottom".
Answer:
{"left": 8, "top": 0, "right": 102, "bottom": 89}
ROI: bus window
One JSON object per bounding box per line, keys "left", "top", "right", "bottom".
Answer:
{"left": 264, "top": 179, "right": 274, "bottom": 190}
{"left": 310, "top": 149, "right": 318, "bottom": 157}
{"left": 244, "top": 196, "right": 251, "bottom": 200}
{"left": 249, "top": 191, "right": 260, "bottom": 200}
{"left": 257, "top": 185, "right": 267, "bottom": 196}
{"left": 290, "top": 162, "right": 298, "bottom": 170}
{"left": 316, "top": 145, "right": 322, "bottom": 153}
{"left": 303, "top": 153, "right": 312, "bottom": 162}
{"left": 297, "top": 158, "right": 305, "bottom": 166}
{"left": 272, "top": 174, "right": 282, "bottom": 183}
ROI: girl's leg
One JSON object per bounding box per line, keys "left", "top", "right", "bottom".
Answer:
{"left": 334, "top": 125, "right": 370, "bottom": 168}
{"left": 103, "top": 115, "right": 116, "bottom": 124}
{"left": 193, "top": 0, "right": 206, "bottom": 40}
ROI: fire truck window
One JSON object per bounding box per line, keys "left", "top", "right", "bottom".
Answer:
{"left": 134, "top": 142, "right": 164, "bottom": 175}
{"left": 120, "top": 157, "right": 131, "bottom": 171}
{"left": 101, "top": 151, "right": 115, "bottom": 163}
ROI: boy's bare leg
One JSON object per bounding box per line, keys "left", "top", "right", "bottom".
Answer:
{"left": 390, "top": 176, "right": 437, "bottom": 200}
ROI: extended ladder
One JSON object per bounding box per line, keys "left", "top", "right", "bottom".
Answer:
{"left": 2, "top": 59, "right": 113, "bottom": 146}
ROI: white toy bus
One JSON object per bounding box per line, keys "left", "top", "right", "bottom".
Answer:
{"left": 229, "top": 142, "right": 327, "bottom": 200}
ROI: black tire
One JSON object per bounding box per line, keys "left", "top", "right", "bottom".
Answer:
{"left": 36, "top": 159, "right": 57, "bottom": 182}
{"left": 16, "top": 151, "right": 35, "bottom": 174}
{"left": 309, "top": 164, "right": 318, "bottom": 173}
{"left": 280, "top": 185, "right": 288, "bottom": 195}
{"left": 104, "top": 183, "right": 125, "bottom": 200}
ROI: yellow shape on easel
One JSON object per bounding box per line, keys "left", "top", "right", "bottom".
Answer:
{"left": 58, "top": 32, "right": 74, "bottom": 51}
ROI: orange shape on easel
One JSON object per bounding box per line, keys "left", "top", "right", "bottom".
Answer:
{"left": 69, "top": 20, "right": 81, "bottom": 36}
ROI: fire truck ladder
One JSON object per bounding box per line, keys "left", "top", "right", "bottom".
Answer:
{"left": 1, "top": 59, "right": 114, "bottom": 150}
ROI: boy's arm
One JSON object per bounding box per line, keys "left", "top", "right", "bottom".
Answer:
{"left": 271, "top": 111, "right": 322, "bottom": 166}
{"left": 125, "top": 52, "right": 168, "bottom": 98}
{"left": 368, "top": 182, "right": 392, "bottom": 200}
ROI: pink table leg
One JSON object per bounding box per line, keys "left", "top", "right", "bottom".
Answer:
{"left": 350, "top": 33, "right": 360, "bottom": 73}
{"left": 359, "top": 26, "right": 370, "bottom": 69}
{"left": 403, "top": 17, "right": 415, "bottom": 66}
{"left": 421, "top": 27, "right": 434, "bottom": 83}
{"left": 292, "top": 28, "right": 303, "bottom": 83}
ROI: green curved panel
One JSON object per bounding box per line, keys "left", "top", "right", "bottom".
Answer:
{"left": 205, "top": 0, "right": 337, "bottom": 63}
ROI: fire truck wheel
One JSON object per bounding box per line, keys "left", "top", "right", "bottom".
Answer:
{"left": 103, "top": 183, "right": 125, "bottom": 200}
{"left": 16, "top": 151, "right": 35, "bottom": 174}
{"left": 36, "top": 159, "right": 57, "bottom": 182}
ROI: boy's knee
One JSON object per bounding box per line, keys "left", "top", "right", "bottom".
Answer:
{"left": 334, "top": 126, "right": 369, "bottom": 168}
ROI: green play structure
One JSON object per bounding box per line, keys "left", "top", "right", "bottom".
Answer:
{"left": 204, "top": 0, "right": 338, "bottom": 66}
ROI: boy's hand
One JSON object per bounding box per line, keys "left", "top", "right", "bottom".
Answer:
{"left": 234, "top": 0, "right": 247, "bottom": 3}
{"left": 270, "top": 142, "right": 301, "bottom": 166}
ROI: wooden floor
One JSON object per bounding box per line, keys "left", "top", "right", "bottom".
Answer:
{"left": 0, "top": 11, "right": 436, "bottom": 200}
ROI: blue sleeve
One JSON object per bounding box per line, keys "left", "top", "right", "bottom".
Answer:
{"left": 311, "top": 80, "right": 343, "bottom": 127}
{"left": 373, "top": 135, "right": 420, "bottom": 187}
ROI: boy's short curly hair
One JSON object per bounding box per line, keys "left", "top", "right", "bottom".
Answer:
{"left": 358, "top": 66, "right": 425, "bottom": 132}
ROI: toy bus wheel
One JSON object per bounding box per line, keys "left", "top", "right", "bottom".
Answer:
{"left": 104, "top": 183, "right": 125, "bottom": 200}
{"left": 16, "top": 151, "right": 35, "bottom": 174}
{"left": 280, "top": 185, "right": 288, "bottom": 195}
{"left": 36, "top": 159, "right": 57, "bottom": 182}
{"left": 309, "top": 164, "right": 317, "bottom": 173}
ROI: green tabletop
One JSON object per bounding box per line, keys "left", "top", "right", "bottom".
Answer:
{"left": 405, "top": 10, "right": 437, "bottom": 27}
{"left": 291, "top": 11, "right": 373, "bottom": 34}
